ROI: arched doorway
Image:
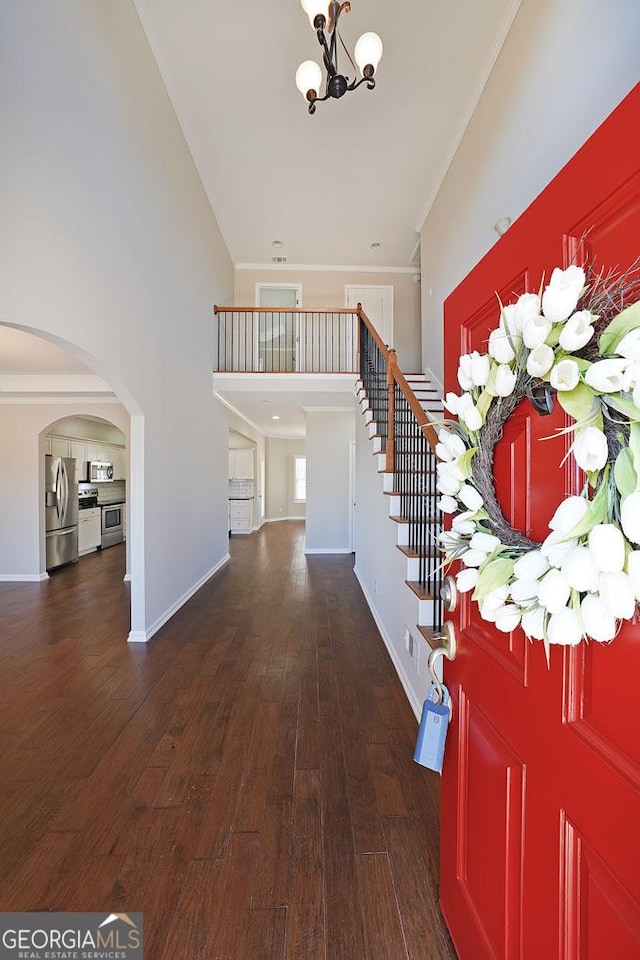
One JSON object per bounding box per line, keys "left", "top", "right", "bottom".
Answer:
{"left": 0, "top": 322, "right": 144, "bottom": 641}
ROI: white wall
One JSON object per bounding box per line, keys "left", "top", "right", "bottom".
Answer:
{"left": 0, "top": 2, "right": 234, "bottom": 639}
{"left": 234, "top": 268, "right": 421, "bottom": 372}
{"left": 353, "top": 413, "right": 431, "bottom": 718}
{"left": 265, "top": 438, "right": 306, "bottom": 521}
{"left": 0, "top": 402, "right": 129, "bottom": 579}
{"left": 421, "top": 0, "right": 640, "bottom": 383}
{"left": 304, "top": 411, "right": 355, "bottom": 553}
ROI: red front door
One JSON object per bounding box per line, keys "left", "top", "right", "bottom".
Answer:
{"left": 441, "top": 84, "right": 640, "bottom": 959}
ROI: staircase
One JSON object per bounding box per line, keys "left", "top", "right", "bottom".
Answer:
{"left": 355, "top": 327, "right": 444, "bottom": 644}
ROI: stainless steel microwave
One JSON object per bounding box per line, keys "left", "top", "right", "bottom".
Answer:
{"left": 87, "top": 460, "right": 114, "bottom": 482}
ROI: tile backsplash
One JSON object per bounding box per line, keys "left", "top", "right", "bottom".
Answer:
{"left": 229, "top": 479, "right": 255, "bottom": 498}
{"left": 96, "top": 479, "right": 126, "bottom": 504}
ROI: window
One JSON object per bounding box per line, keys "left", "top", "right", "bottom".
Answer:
{"left": 294, "top": 456, "right": 306, "bottom": 503}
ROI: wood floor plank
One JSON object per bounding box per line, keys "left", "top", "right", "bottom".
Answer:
{"left": 286, "top": 770, "right": 325, "bottom": 960}
{"left": 0, "top": 526, "right": 457, "bottom": 960}
{"left": 356, "top": 852, "right": 409, "bottom": 960}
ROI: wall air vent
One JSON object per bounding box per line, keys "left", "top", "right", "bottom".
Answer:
{"left": 272, "top": 255, "right": 287, "bottom": 263}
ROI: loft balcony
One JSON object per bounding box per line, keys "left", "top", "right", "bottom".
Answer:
{"left": 213, "top": 306, "right": 360, "bottom": 375}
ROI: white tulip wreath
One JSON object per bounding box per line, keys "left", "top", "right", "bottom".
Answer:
{"left": 437, "top": 260, "right": 640, "bottom": 646}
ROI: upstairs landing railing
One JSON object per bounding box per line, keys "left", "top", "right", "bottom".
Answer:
{"left": 214, "top": 306, "right": 359, "bottom": 373}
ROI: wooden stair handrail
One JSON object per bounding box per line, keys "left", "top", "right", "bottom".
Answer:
{"left": 214, "top": 305, "right": 359, "bottom": 315}
{"left": 356, "top": 304, "right": 390, "bottom": 358}
{"left": 391, "top": 363, "right": 439, "bottom": 454}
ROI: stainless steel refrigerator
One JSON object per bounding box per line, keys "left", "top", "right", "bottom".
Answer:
{"left": 45, "top": 455, "right": 78, "bottom": 571}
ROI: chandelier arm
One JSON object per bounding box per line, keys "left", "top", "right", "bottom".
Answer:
{"left": 307, "top": 90, "right": 332, "bottom": 114}
{"left": 317, "top": 27, "right": 337, "bottom": 76}
{"left": 338, "top": 29, "right": 357, "bottom": 75}
{"left": 346, "top": 74, "right": 376, "bottom": 93}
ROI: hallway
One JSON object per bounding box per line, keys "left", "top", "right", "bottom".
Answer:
{"left": 0, "top": 523, "right": 456, "bottom": 959}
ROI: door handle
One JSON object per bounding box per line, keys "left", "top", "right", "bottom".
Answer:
{"left": 427, "top": 621, "right": 458, "bottom": 705}
{"left": 440, "top": 575, "right": 458, "bottom": 612}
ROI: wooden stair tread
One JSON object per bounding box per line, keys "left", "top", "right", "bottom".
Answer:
{"left": 405, "top": 581, "right": 436, "bottom": 601}
{"left": 397, "top": 545, "right": 440, "bottom": 559}
{"left": 417, "top": 624, "right": 440, "bottom": 650}
{"left": 390, "top": 516, "right": 441, "bottom": 525}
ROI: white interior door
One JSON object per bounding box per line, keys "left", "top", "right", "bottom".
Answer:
{"left": 255, "top": 284, "right": 302, "bottom": 371}
{"left": 345, "top": 284, "right": 394, "bottom": 347}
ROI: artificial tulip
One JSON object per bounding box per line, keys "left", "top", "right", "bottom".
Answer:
{"left": 541, "top": 531, "right": 578, "bottom": 568}
{"left": 488, "top": 328, "right": 515, "bottom": 364}
{"left": 585, "top": 357, "right": 629, "bottom": 393}
{"left": 580, "top": 594, "right": 617, "bottom": 642}
{"left": 541, "top": 265, "right": 585, "bottom": 322}
{"left": 598, "top": 572, "right": 637, "bottom": 620}
{"left": 559, "top": 310, "right": 595, "bottom": 351}
{"left": 523, "top": 315, "right": 552, "bottom": 349}
{"left": 521, "top": 605, "right": 546, "bottom": 640}
{"left": 615, "top": 327, "right": 640, "bottom": 361}
{"left": 494, "top": 364, "right": 517, "bottom": 397}
{"left": 537, "top": 568, "right": 571, "bottom": 614}
{"left": 436, "top": 472, "right": 461, "bottom": 496}
{"left": 620, "top": 491, "right": 640, "bottom": 544}
{"left": 526, "top": 343, "right": 555, "bottom": 378}
{"left": 470, "top": 531, "right": 501, "bottom": 553}
{"left": 461, "top": 548, "right": 488, "bottom": 568}
{"left": 514, "top": 292, "right": 541, "bottom": 331}
{"left": 452, "top": 512, "right": 477, "bottom": 535}
{"left": 458, "top": 400, "right": 483, "bottom": 431}
{"left": 550, "top": 358, "right": 580, "bottom": 392}
{"left": 495, "top": 604, "right": 521, "bottom": 633}
{"left": 456, "top": 568, "right": 479, "bottom": 593}
{"left": 435, "top": 428, "right": 466, "bottom": 462}
{"left": 626, "top": 551, "right": 640, "bottom": 598}
{"left": 458, "top": 484, "right": 484, "bottom": 511}
{"left": 510, "top": 579, "right": 539, "bottom": 605}
{"left": 437, "top": 495, "right": 458, "bottom": 514}
{"left": 561, "top": 545, "right": 599, "bottom": 592}
{"left": 588, "top": 524, "right": 625, "bottom": 572}
{"left": 546, "top": 606, "right": 583, "bottom": 645}
{"left": 513, "top": 550, "right": 549, "bottom": 581}
{"left": 548, "top": 495, "right": 588, "bottom": 534}
{"left": 572, "top": 427, "right": 608, "bottom": 472}
{"left": 443, "top": 392, "right": 462, "bottom": 414}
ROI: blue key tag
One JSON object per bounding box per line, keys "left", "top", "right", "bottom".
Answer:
{"left": 413, "top": 682, "right": 451, "bottom": 774}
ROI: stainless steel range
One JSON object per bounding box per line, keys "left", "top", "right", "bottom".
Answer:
{"left": 101, "top": 501, "right": 124, "bottom": 548}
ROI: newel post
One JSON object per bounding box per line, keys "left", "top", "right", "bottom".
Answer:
{"left": 386, "top": 348, "right": 397, "bottom": 473}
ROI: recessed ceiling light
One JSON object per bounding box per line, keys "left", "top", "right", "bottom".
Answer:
{"left": 370, "top": 241, "right": 382, "bottom": 250}
{"left": 271, "top": 415, "right": 281, "bottom": 420}
{"left": 272, "top": 239, "right": 283, "bottom": 248}
{"left": 260, "top": 399, "right": 272, "bottom": 404}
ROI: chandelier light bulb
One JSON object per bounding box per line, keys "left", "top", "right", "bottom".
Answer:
{"left": 301, "top": 0, "right": 329, "bottom": 27}
{"left": 354, "top": 32, "right": 383, "bottom": 74}
{"left": 296, "top": 60, "right": 323, "bottom": 99}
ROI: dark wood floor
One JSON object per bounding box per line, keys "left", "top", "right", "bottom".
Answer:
{"left": 0, "top": 522, "right": 456, "bottom": 959}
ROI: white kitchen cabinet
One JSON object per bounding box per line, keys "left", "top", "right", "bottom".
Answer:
{"left": 87, "top": 442, "right": 111, "bottom": 463}
{"left": 111, "top": 445, "right": 127, "bottom": 480}
{"left": 228, "top": 498, "right": 254, "bottom": 533}
{"left": 70, "top": 440, "right": 88, "bottom": 481}
{"left": 78, "top": 507, "right": 102, "bottom": 555}
{"left": 229, "top": 448, "right": 254, "bottom": 479}
{"left": 50, "top": 437, "right": 70, "bottom": 458}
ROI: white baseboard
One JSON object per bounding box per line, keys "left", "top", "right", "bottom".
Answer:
{"left": 353, "top": 565, "right": 421, "bottom": 721}
{"left": 263, "top": 516, "right": 304, "bottom": 523}
{"left": 305, "top": 547, "right": 353, "bottom": 554}
{"left": 127, "top": 552, "right": 231, "bottom": 644}
{"left": 0, "top": 572, "right": 49, "bottom": 582}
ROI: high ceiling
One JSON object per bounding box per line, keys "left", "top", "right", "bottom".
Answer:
{"left": 134, "top": 0, "right": 521, "bottom": 268}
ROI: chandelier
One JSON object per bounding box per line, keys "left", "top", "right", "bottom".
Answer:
{"left": 295, "top": 1, "right": 383, "bottom": 114}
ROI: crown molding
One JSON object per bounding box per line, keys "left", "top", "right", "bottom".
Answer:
{"left": 235, "top": 262, "right": 420, "bottom": 275}
{"left": 0, "top": 374, "right": 112, "bottom": 393}
{"left": 0, "top": 395, "right": 121, "bottom": 405}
